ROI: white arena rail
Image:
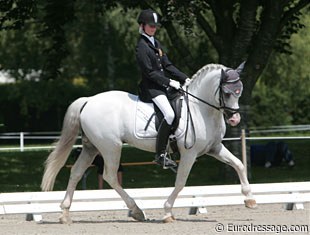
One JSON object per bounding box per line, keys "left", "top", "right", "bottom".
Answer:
{"left": 0, "top": 182, "right": 309, "bottom": 222}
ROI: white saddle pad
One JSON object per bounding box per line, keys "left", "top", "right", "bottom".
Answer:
{"left": 134, "top": 96, "right": 187, "bottom": 139}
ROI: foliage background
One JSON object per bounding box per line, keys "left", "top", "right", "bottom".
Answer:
{"left": 0, "top": 2, "right": 309, "bottom": 131}
{"left": 250, "top": 15, "right": 310, "bottom": 126}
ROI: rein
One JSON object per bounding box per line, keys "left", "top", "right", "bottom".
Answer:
{"left": 183, "top": 87, "right": 195, "bottom": 149}
{"left": 180, "top": 88, "right": 220, "bottom": 111}
{"left": 179, "top": 87, "right": 240, "bottom": 116}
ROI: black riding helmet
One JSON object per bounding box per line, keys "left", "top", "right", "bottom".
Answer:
{"left": 137, "top": 9, "right": 160, "bottom": 26}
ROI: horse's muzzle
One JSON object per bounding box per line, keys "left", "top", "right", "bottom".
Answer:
{"left": 226, "top": 113, "right": 241, "bottom": 126}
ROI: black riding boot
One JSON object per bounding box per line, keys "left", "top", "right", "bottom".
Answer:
{"left": 154, "top": 120, "right": 177, "bottom": 168}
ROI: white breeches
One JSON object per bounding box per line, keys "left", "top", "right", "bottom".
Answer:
{"left": 152, "top": 95, "right": 175, "bottom": 125}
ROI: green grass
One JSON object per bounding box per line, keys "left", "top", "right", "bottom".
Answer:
{"left": 0, "top": 139, "right": 309, "bottom": 192}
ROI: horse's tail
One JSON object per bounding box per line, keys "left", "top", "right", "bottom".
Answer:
{"left": 41, "top": 97, "right": 88, "bottom": 191}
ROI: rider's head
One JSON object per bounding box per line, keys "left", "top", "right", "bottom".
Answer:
{"left": 137, "top": 9, "right": 160, "bottom": 36}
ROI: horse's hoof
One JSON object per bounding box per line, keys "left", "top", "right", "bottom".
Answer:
{"left": 129, "top": 209, "right": 146, "bottom": 221}
{"left": 244, "top": 199, "right": 257, "bottom": 209}
{"left": 163, "top": 215, "right": 176, "bottom": 223}
{"left": 59, "top": 215, "right": 72, "bottom": 224}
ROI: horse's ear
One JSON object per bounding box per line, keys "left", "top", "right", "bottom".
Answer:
{"left": 236, "top": 61, "right": 246, "bottom": 75}
{"left": 221, "top": 69, "right": 228, "bottom": 81}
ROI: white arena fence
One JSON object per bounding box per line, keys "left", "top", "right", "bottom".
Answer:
{"left": 0, "top": 128, "right": 309, "bottom": 181}
{"left": 0, "top": 182, "right": 309, "bottom": 223}
{"left": 0, "top": 125, "right": 309, "bottom": 152}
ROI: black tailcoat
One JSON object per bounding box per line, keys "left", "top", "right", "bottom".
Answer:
{"left": 136, "top": 35, "right": 187, "bottom": 102}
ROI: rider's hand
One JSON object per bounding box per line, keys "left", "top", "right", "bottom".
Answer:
{"left": 184, "top": 78, "right": 192, "bottom": 87}
{"left": 169, "top": 79, "right": 181, "bottom": 90}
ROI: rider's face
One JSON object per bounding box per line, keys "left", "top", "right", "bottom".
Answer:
{"left": 144, "top": 24, "right": 157, "bottom": 36}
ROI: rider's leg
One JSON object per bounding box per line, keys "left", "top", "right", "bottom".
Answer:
{"left": 152, "top": 95, "right": 177, "bottom": 168}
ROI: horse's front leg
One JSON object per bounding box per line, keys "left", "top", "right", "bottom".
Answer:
{"left": 163, "top": 153, "right": 197, "bottom": 223}
{"left": 209, "top": 144, "right": 257, "bottom": 208}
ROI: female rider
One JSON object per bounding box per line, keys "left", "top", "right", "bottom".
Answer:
{"left": 136, "top": 9, "right": 191, "bottom": 169}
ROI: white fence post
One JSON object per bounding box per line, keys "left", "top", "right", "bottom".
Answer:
{"left": 20, "top": 132, "right": 24, "bottom": 152}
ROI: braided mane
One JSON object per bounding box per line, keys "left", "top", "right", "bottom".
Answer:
{"left": 191, "top": 64, "right": 226, "bottom": 81}
{"left": 189, "top": 64, "right": 227, "bottom": 89}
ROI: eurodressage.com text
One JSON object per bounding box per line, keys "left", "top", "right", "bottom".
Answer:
{"left": 214, "top": 222, "right": 309, "bottom": 234}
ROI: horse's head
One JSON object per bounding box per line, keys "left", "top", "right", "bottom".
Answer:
{"left": 188, "top": 62, "right": 245, "bottom": 126}
{"left": 219, "top": 62, "right": 244, "bottom": 126}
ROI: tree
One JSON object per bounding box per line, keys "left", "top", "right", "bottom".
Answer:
{"left": 0, "top": 21, "right": 45, "bottom": 80}
{"left": 1, "top": 0, "right": 309, "bottom": 99}
{"left": 250, "top": 13, "right": 310, "bottom": 126}
{"left": 0, "top": 0, "right": 41, "bottom": 80}
{"left": 0, "top": 1, "right": 309, "bottom": 131}
{"left": 62, "top": 3, "right": 141, "bottom": 92}
{"left": 0, "top": 0, "right": 36, "bottom": 30}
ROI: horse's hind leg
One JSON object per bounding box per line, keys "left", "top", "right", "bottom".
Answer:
{"left": 209, "top": 144, "right": 257, "bottom": 208}
{"left": 59, "top": 140, "right": 98, "bottom": 224}
{"left": 100, "top": 144, "right": 146, "bottom": 221}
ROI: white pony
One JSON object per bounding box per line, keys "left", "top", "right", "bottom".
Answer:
{"left": 41, "top": 63, "right": 257, "bottom": 223}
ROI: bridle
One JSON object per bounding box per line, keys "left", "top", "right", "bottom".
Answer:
{"left": 180, "top": 73, "right": 243, "bottom": 119}
{"left": 217, "top": 71, "right": 243, "bottom": 118}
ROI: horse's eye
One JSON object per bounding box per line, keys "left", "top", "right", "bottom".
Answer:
{"left": 224, "top": 93, "right": 231, "bottom": 98}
